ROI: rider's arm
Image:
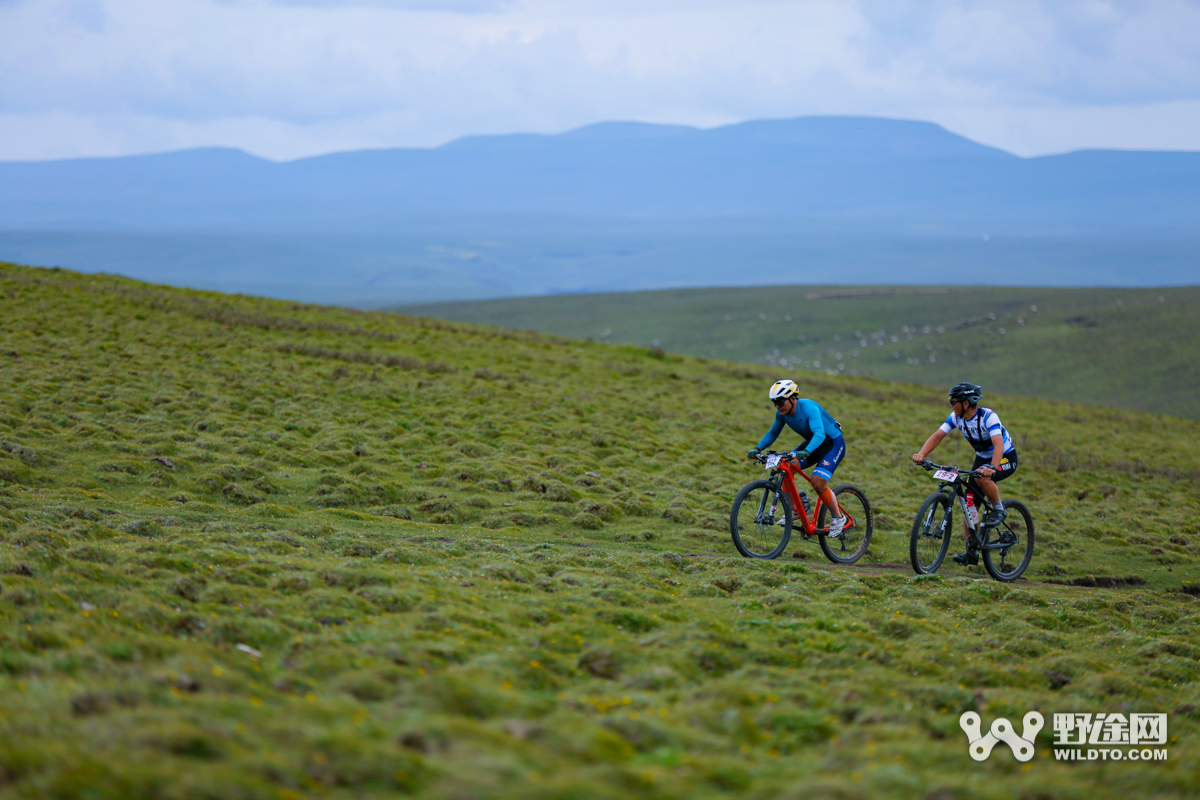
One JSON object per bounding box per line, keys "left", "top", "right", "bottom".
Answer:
{"left": 984, "top": 433, "right": 1005, "bottom": 471}
{"left": 796, "top": 399, "right": 827, "bottom": 453}
{"left": 913, "top": 428, "right": 947, "bottom": 461}
{"left": 756, "top": 414, "right": 785, "bottom": 451}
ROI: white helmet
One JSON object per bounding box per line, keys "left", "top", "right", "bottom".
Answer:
{"left": 768, "top": 379, "right": 799, "bottom": 402}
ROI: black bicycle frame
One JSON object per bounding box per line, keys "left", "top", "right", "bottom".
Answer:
{"left": 933, "top": 476, "right": 1008, "bottom": 551}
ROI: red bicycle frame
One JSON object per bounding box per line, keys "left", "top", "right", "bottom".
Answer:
{"left": 774, "top": 460, "right": 856, "bottom": 537}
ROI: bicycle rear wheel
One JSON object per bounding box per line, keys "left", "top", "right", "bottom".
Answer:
{"left": 910, "top": 491, "right": 953, "bottom": 574}
{"left": 817, "top": 484, "right": 872, "bottom": 565}
{"left": 982, "top": 499, "right": 1034, "bottom": 582}
{"left": 729, "top": 479, "right": 792, "bottom": 559}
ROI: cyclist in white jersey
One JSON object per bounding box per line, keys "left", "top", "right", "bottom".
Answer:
{"left": 911, "top": 382, "right": 1019, "bottom": 565}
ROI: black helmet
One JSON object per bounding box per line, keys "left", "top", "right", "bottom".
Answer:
{"left": 948, "top": 382, "right": 983, "bottom": 405}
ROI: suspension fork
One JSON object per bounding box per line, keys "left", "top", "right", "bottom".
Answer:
{"left": 755, "top": 482, "right": 771, "bottom": 518}
{"left": 755, "top": 474, "right": 782, "bottom": 520}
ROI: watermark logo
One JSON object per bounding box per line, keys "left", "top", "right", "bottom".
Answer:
{"left": 1052, "top": 713, "right": 1166, "bottom": 746}
{"left": 959, "top": 710, "right": 1171, "bottom": 763}
{"left": 1052, "top": 713, "right": 1169, "bottom": 762}
{"left": 959, "top": 711, "right": 1043, "bottom": 762}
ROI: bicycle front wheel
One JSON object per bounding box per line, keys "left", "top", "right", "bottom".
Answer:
{"left": 730, "top": 479, "right": 793, "bottom": 559}
{"left": 982, "top": 499, "right": 1034, "bottom": 582}
{"left": 817, "top": 484, "right": 872, "bottom": 565}
{"left": 910, "top": 491, "right": 953, "bottom": 574}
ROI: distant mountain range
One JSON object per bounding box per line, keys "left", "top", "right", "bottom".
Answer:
{"left": 1, "top": 116, "right": 1198, "bottom": 304}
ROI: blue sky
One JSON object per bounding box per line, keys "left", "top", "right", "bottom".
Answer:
{"left": 1, "top": 0, "right": 1199, "bottom": 161}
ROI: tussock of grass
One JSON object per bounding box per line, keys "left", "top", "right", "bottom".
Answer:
{"left": 0, "top": 262, "right": 1197, "bottom": 798}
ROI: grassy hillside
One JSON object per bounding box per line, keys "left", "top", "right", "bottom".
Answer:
{"left": 402, "top": 285, "right": 1200, "bottom": 420}
{"left": 1, "top": 262, "right": 1198, "bottom": 799}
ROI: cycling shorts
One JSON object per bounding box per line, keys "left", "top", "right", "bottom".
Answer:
{"left": 800, "top": 435, "right": 845, "bottom": 482}
{"left": 968, "top": 450, "right": 1018, "bottom": 495}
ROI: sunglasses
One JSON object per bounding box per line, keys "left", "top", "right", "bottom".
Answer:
{"left": 773, "top": 397, "right": 792, "bottom": 407}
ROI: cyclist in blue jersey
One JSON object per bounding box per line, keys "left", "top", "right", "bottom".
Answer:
{"left": 912, "top": 382, "right": 1019, "bottom": 565}
{"left": 747, "top": 379, "right": 849, "bottom": 537}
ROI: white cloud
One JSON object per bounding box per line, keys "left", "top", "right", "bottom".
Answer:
{"left": 0, "top": 0, "right": 1198, "bottom": 160}
{"left": 929, "top": 99, "right": 1200, "bottom": 157}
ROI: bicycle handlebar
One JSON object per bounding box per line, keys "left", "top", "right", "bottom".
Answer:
{"left": 915, "top": 460, "right": 987, "bottom": 479}
{"left": 752, "top": 450, "right": 802, "bottom": 466}
{"left": 753, "top": 454, "right": 990, "bottom": 479}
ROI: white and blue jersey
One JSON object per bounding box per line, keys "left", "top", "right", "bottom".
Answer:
{"left": 939, "top": 407, "right": 1014, "bottom": 458}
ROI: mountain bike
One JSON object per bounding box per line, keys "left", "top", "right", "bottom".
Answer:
{"left": 910, "top": 460, "right": 1034, "bottom": 582}
{"left": 730, "top": 451, "right": 872, "bottom": 564}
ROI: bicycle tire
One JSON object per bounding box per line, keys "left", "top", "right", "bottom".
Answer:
{"left": 982, "top": 499, "right": 1034, "bottom": 582}
{"left": 910, "top": 491, "right": 953, "bottom": 574}
{"left": 816, "top": 483, "right": 872, "bottom": 565}
{"left": 729, "top": 479, "right": 793, "bottom": 559}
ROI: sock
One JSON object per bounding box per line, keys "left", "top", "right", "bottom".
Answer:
{"left": 820, "top": 488, "right": 842, "bottom": 518}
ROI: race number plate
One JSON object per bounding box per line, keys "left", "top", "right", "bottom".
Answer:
{"left": 764, "top": 454, "right": 785, "bottom": 469}
{"left": 933, "top": 469, "right": 958, "bottom": 481}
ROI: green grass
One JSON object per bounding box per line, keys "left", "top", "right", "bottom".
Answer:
{"left": 1, "top": 262, "right": 1198, "bottom": 799}
{"left": 401, "top": 285, "right": 1200, "bottom": 419}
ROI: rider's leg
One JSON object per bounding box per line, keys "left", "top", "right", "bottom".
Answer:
{"left": 810, "top": 475, "right": 842, "bottom": 518}
{"left": 953, "top": 503, "right": 980, "bottom": 565}
{"left": 805, "top": 437, "right": 846, "bottom": 520}
{"left": 955, "top": 473, "right": 984, "bottom": 565}
{"left": 973, "top": 471, "right": 1008, "bottom": 527}
{"left": 959, "top": 488, "right": 975, "bottom": 549}
{"left": 976, "top": 475, "right": 1000, "bottom": 506}
{"left": 982, "top": 451, "right": 1017, "bottom": 527}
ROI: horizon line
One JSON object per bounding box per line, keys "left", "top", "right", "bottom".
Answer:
{"left": 6, "top": 113, "right": 1200, "bottom": 166}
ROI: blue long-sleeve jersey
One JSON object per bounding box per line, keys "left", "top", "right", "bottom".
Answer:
{"left": 757, "top": 398, "right": 842, "bottom": 453}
